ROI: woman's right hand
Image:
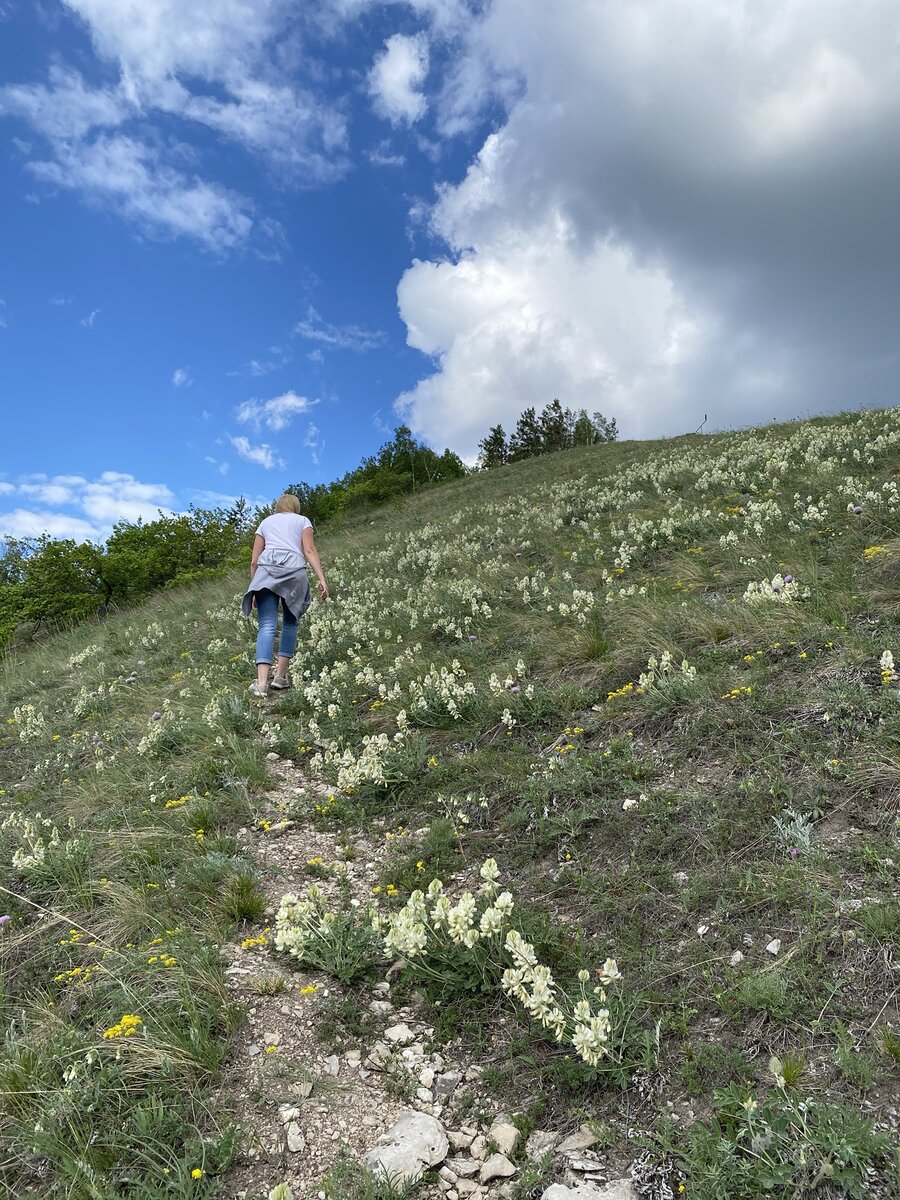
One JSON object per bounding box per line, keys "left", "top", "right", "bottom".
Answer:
{"left": 318, "top": 579, "right": 330, "bottom": 601}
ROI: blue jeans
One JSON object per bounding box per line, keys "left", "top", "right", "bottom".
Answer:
{"left": 255, "top": 589, "right": 299, "bottom": 665}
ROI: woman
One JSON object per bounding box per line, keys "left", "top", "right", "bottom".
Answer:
{"left": 241, "top": 494, "right": 329, "bottom": 697}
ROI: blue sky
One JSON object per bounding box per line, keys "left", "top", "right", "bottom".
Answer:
{"left": 2, "top": 1, "right": 900, "bottom": 540}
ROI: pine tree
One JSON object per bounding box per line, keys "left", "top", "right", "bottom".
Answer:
{"left": 478, "top": 425, "right": 509, "bottom": 469}
{"left": 539, "top": 399, "right": 570, "bottom": 453}
{"left": 509, "top": 407, "right": 544, "bottom": 461}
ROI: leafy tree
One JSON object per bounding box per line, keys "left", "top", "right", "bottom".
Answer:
{"left": 478, "top": 425, "right": 509, "bottom": 469}
{"left": 572, "top": 408, "right": 597, "bottom": 446}
{"left": 592, "top": 411, "right": 619, "bottom": 442}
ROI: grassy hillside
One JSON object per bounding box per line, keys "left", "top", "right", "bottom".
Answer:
{"left": 1, "top": 408, "right": 899, "bottom": 1199}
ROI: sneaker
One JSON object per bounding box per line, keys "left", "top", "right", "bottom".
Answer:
{"left": 270, "top": 675, "right": 291, "bottom": 690}
{"left": 249, "top": 682, "right": 269, "bottom": 698}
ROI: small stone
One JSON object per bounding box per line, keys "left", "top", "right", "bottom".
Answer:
{"left": 480, "top": 1154, "right": 516, "bottom": 1183}
{"left": 366, "top": 1042, "right": 393, "bottom": 1068}
{"left": 448, "top": 1131, "right": 474, "bottom": 1152}
{"left": 729, "top": 950, "right": 745, "bottom": 967}
{"left": 456, "top": 1181, "right": 480, "bottom": 1197}
{"left": 345, "top": 1050, "right": 362, "bottom": 1066}
{"left": 370, "top": 1000, "right": 394, "bottom": 1016}
{"left": 765, "top": 938, "right": 782, "bottom": 956}
{"left": 542, "top": 1183, "right": 637, "bottom": 1200}
{"left": 262, "top": 1031, "right": 279, "bottom": 1046}
{"left": 279, "top": 1105, "right": 301, "bottom": 1124}
{"left": 742, "top": 932, "right": 754, "bottom": 947}
{"left": 439, "top": 1167, "right": 459, "bottom": 1184}
{"left": 293, "top": 1080, "right": 314, "bottom": 1099}
{"left": 416, "top": 1087, "right": 434, "bottom": 1104}
{"left": 567, "top": 1156, "right": 604, "bottom": 1173}
{"left": 286, "top": 1122, "right": 306, "bottom": 1153}
{"left": 266, "top": 752, "right": 280, "bottom": 761}
{"left": 696, "top": 924, "right": 709, "bottom": 938}
{"left": 469, "top": 1135, "right": 487, "bottom": 1160}
{"left": 373, "top": 981, "right": 391, "bottom": 994}
{"left": 557, "top": 1128, "right": 598, "bottom": 1155}
{"left": 323, "top": 1055, "right": 340, "bottom": 1076}
{"left": 673, "top": 871, "right": 689, "bottom": 885}
{"left": 385, "top": 1023, "right": 415, "bottom": 1044}
{"left": 362, "top": 1111, "right": 449, "bottom": 1184}
{"left": 434, "top": 1071, "right": 462, "bottom": 1101}
{"left": 447, "top": 1159, "right": 481, "bottom": 1178}
{"left": 247, "top": 1044, "right": 261, "bottom": 1057}
{"left": 526, "top": 1131, "right": 560, "bottom": 1160}
{"left": 488, "top": 1116, "right": 518, "bottom": 1156}
{"left": 420, "top": 1067, "right": 436, "bottom": 1088}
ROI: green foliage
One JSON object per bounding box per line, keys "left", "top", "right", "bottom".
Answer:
{"left": 287, "top": 425, "right": 466, "bottom": 525}
{"left": 480, "top": 399, "right": 617, "bottom": 467}
{"left": 682, "top": 1082, "right": 892, "bottom": 1199}
{"left": 0, "top": 506, "right": 252, "bottom": 652}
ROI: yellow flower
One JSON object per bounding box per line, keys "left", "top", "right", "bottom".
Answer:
{"left": 265, "top": 1044, "right": 278, "bottom": 1054}
{"left": 191, "top": 1168, "right": 204, "bottom": 1179}
{"left": 386, "top": 884, "right": 399, "bottom": 897}
{"left": 299, "top": 984, "right": 317, "bottom": 996}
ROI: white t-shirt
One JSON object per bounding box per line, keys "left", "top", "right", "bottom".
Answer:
{"left": 256, "top": 513, "right": 312, "bottom": 565}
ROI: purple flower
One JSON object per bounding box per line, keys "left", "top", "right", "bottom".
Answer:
{"left": 789, "top": 848, "right": 799, "bottom": 859}
{"left": 851, "top": 505, "right": 862, "bottom": 514}
{"left": 783, "top": 574, "right": 794, "bottom": 584}
{"left": 0, "top": 915, "right": 11, "bottom": 927}
{"left": 509, "top": 685, "right": 520, "bottom": 693}
{"left": 150, "top": 711, "right": 162, "bottom": 721}
{"left": 469, "top": 635, "right": 477, "bottom": 641}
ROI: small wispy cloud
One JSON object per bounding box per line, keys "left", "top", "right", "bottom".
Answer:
{"left": 204, "top": 456, "right": 230, "bottom": 476}
{"left": 304, "top": 422, "right": 323, "bottom": 465}
{"left": 229, "top": 435, "right": 285, "bottom": 470}
{"left": 368, "top": 140, "right": 406, "bottom": 168}
{"left": 235, "top": 390, "right": 317, "bottom": 432}
{"left": 49, "top": 295, "right": 71, "bottom": 306}
{"left": 372, "top": 409, "right": 392, "bottom": 436}
{"left": 172, "top": 367, "right": 192, "bottom": 387}
{"left": 0, "top": 299, "right": 7, "bottom": 330}
{"left": 294, "top": 305, "right": 386, "bottom": 353}
{"left": 80, "top": 308, "right": 101, "bottom": 328}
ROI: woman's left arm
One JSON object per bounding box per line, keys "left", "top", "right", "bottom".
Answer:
{"left": 250, "top": 534, "right": 265, "bottom": 580}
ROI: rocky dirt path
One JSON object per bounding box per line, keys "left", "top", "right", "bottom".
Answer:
{"left": 216, "top": 750, "right": 641, "bottom": 1200}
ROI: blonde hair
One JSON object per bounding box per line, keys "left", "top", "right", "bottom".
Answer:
{"left": 274, "top": 493, "right": 302, "bottom": 515}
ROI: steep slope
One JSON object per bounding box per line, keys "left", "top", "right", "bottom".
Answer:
{"left": 1, "top": 409, "right": 898, "bottom": 1199}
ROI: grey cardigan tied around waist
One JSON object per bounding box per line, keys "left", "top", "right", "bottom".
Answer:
{"left": 241, "top": 548, "right": 312, "bottom": 621}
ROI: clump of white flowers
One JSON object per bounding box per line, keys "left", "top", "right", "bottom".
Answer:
{"left": 10, "top": 704, "right": 46, "bottom": 743}
{"left": 1, "top": 810, "right": 81, "bottom": 873}
{"left": 880, "top": 650, "right": 896, "bottom": 686}
{"left": 136, "top": 700, "right": 181, "bottom": 757}
{"left": 638, "top": 650, "right": 697, "bottom": 690}
{"left": 67, "top": 643, "right": 102, "bottom": 669}
{"left": 743, "top": 574, "right": 808, "bottom": 604}
{"left": 380, "top": 859, "right": 623, "bottom": 1069}
{"left": 140, "top": 621, "right": 165, "bottom": 649}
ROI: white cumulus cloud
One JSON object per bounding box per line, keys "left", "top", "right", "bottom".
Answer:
{"left": 172, "top": 367, "right": 192, "bottom": 386}
{"left": 0, "top": 470, "right": 178, "bottom": 538}
{"left": 392, "top": 0, "right": 900, "bottom": 452}
{"left": 369, "top": 32, "right": 430, "bottom": 125}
